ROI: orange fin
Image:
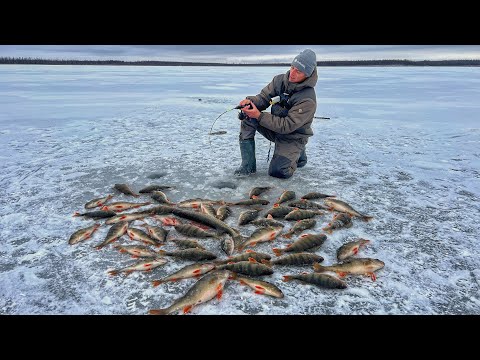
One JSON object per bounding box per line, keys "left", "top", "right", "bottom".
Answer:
{"left": 216, "top": 289, "right": 223, "bottom": 300}
{"left": 149, "top": 309, "right": 167, "bottom": 315}
{"left": 152, "top": 280, "right": 163, "bottom": 287}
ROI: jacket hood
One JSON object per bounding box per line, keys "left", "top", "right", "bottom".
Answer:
{"left": 284, "top": 66, "right": 318, "bottom": 92}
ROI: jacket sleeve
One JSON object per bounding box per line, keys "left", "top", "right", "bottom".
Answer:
{"left": 256, "top": 98, "right": 316, "bottom": 134}
{"left": 245, "top": 76, "right": 280, "bottom": 111}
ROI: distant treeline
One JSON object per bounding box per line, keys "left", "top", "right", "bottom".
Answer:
{"left": 1, "top": 57, "right": 479, "bottom": 66}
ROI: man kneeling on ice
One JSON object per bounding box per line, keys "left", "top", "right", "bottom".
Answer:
{"left": 234, "top": 49, "right": 318, "bottom": 179}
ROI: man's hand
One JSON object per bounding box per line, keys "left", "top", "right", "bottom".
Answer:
{"left": 240, "top": 101, "right": 261, "bottom": 119}
{"left": 238, "top": 99, "right": 251, "bottom": 108}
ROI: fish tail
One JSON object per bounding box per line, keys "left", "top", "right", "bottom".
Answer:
{"left": 313, "top": 262, "right": 325, "bottom": 272}
{"left": 94, "top": 243, "right": 105, "bottom": 250}
{"left": 272, "top": 248, "right": 283, "bottom": 257}
{"left": 322, "top": 227, "right": 333, "bottom": 234}
{"left": 149, "top": 309, "right": 168, "bottom": 315}
{"left": 261, "top": 259, "right": 272, "bottom": 267}
{"left": 234, "top": 236, "right": 246, "bottom": 252}
{"left": 361, "top": 239, "right": 372, "bottom": 245}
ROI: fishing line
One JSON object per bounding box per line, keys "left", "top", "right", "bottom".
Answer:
{"left": 208, "top": 103, "right": 252, "bottom": 147}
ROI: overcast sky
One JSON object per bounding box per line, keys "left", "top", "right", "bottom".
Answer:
{"left": 1, "top": 45, "right": 480, "bottom": 63}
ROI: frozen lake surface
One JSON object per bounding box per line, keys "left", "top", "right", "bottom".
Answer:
{"left": 0, "top": 65, "right": 479, "bottom": 315}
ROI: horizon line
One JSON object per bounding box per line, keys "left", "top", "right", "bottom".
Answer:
{"left": 1, "top": 58, "right": 480, "bottom": 66}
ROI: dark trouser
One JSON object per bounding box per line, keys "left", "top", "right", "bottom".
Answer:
{"left": 240, "top": 118, "right": 308, "bottom": 179}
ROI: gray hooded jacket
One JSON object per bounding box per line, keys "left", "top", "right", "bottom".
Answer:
{"left": 246, "top": 67, "right": 318, "bottom": 138}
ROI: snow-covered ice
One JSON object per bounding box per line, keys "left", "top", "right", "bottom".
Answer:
{"left": 0, "top": 65, "right": 479, "bottom": 315}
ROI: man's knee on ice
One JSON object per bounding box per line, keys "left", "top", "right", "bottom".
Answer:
{"left": 269, "top": 155, "right": 295, "bottom": 179}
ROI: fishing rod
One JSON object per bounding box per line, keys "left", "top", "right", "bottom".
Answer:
{"left": 208, "top": 102, "right": 331, "bottom": 147}
{"left": 209, "top": 102, "right": 330, "bottom": 136}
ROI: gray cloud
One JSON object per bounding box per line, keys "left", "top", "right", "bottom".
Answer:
{"left": 1, "top": 45, "right": 479, "bottom": 62}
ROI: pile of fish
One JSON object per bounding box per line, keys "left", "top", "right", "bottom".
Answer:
{"left": 69, "top": 183, "right": 384, "bottom": 315}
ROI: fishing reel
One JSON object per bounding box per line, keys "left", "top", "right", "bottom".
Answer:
{"left": 236, "top": 103, "right": 253, "bottom": 121}
{"left": 238, "top": 111, "right": 248, "bottom": 120}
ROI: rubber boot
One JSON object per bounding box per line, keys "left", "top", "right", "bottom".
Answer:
{"left": 234, "top": 139, "right": 256, "bottom": 175}
{"left": 297, "top": 148, "right": 307, "bottom": 168}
